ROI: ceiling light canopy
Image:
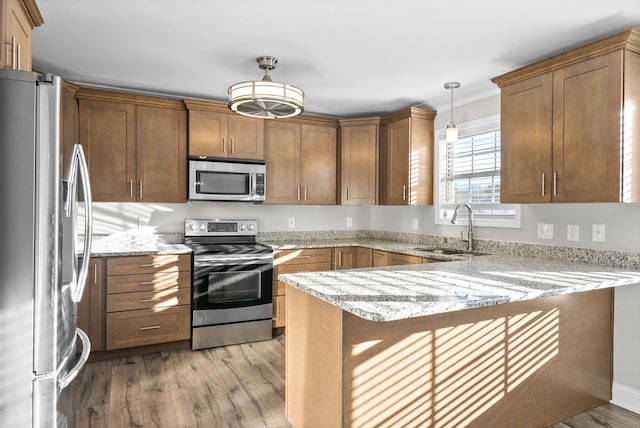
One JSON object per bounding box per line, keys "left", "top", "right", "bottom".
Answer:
{"left": 444, "top": 81, "right": 460, "bottom": 143}
{"left": 228, "top": 56, "right": 304, "bottom": 119}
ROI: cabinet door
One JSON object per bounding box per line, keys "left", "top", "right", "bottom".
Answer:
{"left": 371, "top": 250, "right": 388, "bottom": 267}
{"left": 300, "top": 124, "right": 337, "bottom": 204}
{"left": 387, "top": 252, "right": 423, "bottom": 266}
{"left": 136, "top": 105, "right": 187, "bottom": 202}
{"left": 79, "top": 99, "right": 136, "bottom": 202}
{"left": 187, "top": 110, "right": 228, "bottom": 158}
{"left": 2, "top": 0, "right": 32, "bottom": 70}
{"left": 356, "top": 247, "right": 372, "bottom": 268}
{"left": 264, "top": 121, "right": 301, "bottom": 204}
{"left": 500, "top": 73, "right": 553, "bottom": 203}
{"left": 77, "top": 258, "right": 105, "bottom": 351}
{"left": 228, "top": 115, "right": 265, "bottom": 160}
{"left": 340, "top": 125, "right": 377, "bottom": 205}
{"left": 552, "top": 51, "right": 623, "bottom": 202}
{"left": 333, "top": 247, "right": 357, "bottom": 270}
{"left": 380, "top": 119, "right": 410, "bottom": 205}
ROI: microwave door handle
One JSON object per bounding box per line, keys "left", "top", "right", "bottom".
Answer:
{"left": 250, "top": 173, "right": 255, "bottom": 197}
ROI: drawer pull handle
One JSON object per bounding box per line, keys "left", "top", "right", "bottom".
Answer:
{"left": 296, "top": 256, "right": 313, "bottom": 259}
{"left": 139, "top": 299, "right": 161, "bottom": 303}
{"left": 139, "top": 263, "right": 162, "bottom": 267}
{"left": 140, "top": 325, "right": 161, "bottom": 331}
{"left": 139, "top": 280, "right": 161, "bottom": 285}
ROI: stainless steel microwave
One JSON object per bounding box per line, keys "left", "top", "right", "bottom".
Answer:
{"left": 188, "top": 158, "right": 266, "bottom": 202}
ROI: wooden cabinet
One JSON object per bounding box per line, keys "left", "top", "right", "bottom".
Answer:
{"left": 379, "top": 107, "right": 436, "bottom": 205}
{"left": 184, "top": 99, "right": 264, "bottom": 160}
{"left": 371, "top": 249, "right": 388, "bottom": 267}
{"left": 105, "top": 254, "right": 191, "bottom": 350}
{"left": 493, "top": 29, "right": 640, "bottom": 203}
{"left": 265, "top": 117, "right": 338, "bottom": 205}
{"left": 356, "top": 247, "right": 372, "bottom": 268}
{"left": 387, "top": 251, "right": 424, "bottom": 266}
{"left": 338, "top": 117, "right": 379, "bottom": 205}
{"left": 333, "top": 247, "right": 358, "bottom": 270}
{"left": 77, "top": 258, "right": 105, "bottom": 352}
{"left": 0, "top": 0, "right": 43, "bottom": 70}
{"left": 77, "top": 89, "right": 187, "bottom": 203}
{"left": 272, "top": 248, "right": 332, "bottom": 328}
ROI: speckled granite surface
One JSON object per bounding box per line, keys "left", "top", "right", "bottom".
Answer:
{"left": 90, "top": 233, "right": 191, "bottom": 256}
{"left": 278, "top": 254, "right": 640, "bottom": 322}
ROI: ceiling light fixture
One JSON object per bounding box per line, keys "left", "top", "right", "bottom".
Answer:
{"left": 444, "top": 81, "right": 460, "bottom": 143}
{"left": 228, "top": 56, "right": 304, "bottom": 119}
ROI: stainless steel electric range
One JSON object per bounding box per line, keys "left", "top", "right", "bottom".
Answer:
{"left": 184, "top": 219, "right": 273, "bottom": 350}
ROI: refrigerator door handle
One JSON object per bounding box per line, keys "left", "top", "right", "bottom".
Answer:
{"left": 66, "top": 144, "right": 93, "bottom": 302}
{"left": 58, "top": 328, "right": 91, "bottom": 390}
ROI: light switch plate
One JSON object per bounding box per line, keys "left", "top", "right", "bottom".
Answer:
{"left": 346, "top": 217, "right": 353, "bottom": 227}
{"left": 537, "top": 223, "right": 554, "bottom": 239}
{"left": 412, "top": 218, "right": 419, "bottom": 230}
{"left": 287, "top": 217, "right": 295, "bottom": 228}
{"left": 592, "top": 224, "right": 605, "bottom": 242}
{"left": 567, "top": 224, "right": 579, "bottom": 241}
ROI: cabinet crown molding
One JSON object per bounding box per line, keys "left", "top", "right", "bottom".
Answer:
{"left": 76, "top": 87, "right": 185, "bottom": 110}
{"left": 492, "top": 28, "right": 640, "bottom": 87}
{"left": 21, "top": 0, "right": 44, "bottom": 27}
{"left": 381, "top": 107, "right": 437, "bottom": 124}
{"left": 338, "top": 116, "right": 381, "bottom": 127}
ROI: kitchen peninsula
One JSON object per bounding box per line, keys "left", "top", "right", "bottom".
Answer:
{"left": 279, "top": 253, "right": 640, "bottom": 427}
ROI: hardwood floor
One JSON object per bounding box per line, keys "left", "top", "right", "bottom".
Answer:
{"left": 74, "top": 333, "right": 639, "bottom": 428}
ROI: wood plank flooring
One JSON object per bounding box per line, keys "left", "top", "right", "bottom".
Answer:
{"left": 74, "top": 333, "right": 640, "bottom": 427}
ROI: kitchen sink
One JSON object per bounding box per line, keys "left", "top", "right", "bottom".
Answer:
{"left": 412, "top": 247, "right": 489, "bottom": 256}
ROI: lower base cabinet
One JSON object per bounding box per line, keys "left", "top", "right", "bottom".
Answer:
{"left": 104, "top": 254, "right": 191, "bottom": 350}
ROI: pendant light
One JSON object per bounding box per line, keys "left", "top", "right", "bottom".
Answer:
{"left": 228, "top": 56, "right": 304, "bottom": 119}
{"left": 444, "top": 81, "right": 460, "bottom": 143}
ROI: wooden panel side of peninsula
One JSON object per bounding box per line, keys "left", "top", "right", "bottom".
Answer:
{"left": 286, "top": 287, "right": 613, "bottom": 427}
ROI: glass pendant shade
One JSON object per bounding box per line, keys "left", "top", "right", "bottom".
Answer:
{"left": 446, "top": 123, "right": 458, "bottom": 143}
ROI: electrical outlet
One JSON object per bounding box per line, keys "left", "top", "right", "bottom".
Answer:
{"left": 592, "top": 224, "right": 605, "bottom": 242}
{"left": 346, "top": 217, "right": 353, "bottom": 227}
{"left": 537, "top": 223, "right": 554, "bottom": 239}
{"left": 412, "top": 218, "right": 419, "bottom": 230}
{"left": 567, "top": 224, "right": 579, "bottom": 241}
{"left": 287, "top": 217, "right": 295, "bottom": 228}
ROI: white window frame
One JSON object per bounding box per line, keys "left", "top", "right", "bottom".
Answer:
{"left": 434, "top": 114, "right": 521, "bottom": 228}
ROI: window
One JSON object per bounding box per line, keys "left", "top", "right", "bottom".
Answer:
{"left": 435, "top": 114, "right": 521, "bottom": 228}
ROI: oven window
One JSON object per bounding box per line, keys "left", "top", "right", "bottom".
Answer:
{"left": 197, "top": 171, "right": 250, "bottom": 195}
{"left": 207, "top": 270, "right": 261, "bottom": 303}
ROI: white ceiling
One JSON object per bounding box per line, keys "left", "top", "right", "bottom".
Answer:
{"left": 32, "top": 0, "right": 640, "bottom": 118}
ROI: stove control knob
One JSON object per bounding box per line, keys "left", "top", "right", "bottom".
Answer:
{"left": 199, "top": 224, "right": 206, "bottom": 231}
{"left": 189, "top": 223, "right": 197, "bottom": 231}
{"left": 240, "top": 224, "right": 246, "bottom": 231}
{"left": 249, "top": 224, "right": 254, "bottom": 230}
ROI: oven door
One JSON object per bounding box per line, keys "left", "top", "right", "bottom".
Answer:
{"left": 192, "top": 256, "right": 273, "bottom": 312}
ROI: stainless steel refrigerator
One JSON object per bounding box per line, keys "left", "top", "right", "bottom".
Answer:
{"left": 0, "top": 69, "right": 93, "bottom": 427}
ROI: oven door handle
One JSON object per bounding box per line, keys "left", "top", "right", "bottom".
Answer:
{"left": 194, "top": 256, "right": 273, "bottom": 266}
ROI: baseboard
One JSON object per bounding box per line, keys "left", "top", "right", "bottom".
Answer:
{"left": 611, "top": 382, "right": 640, "bottom": 414}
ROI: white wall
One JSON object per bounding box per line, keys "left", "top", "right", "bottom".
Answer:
{"left": 95, "top": 93, "right": 640, "bottom": 412}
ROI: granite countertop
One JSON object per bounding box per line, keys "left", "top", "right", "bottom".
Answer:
{"left": 89, "top": 233, "right": 191, "bottom": 257}
{"left": 277, "top": 250, "right": 640, "bottom": 322}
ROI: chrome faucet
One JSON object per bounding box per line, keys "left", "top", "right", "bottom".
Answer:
{"left": 451, "top": 203, "right": 474, "bottom": 252}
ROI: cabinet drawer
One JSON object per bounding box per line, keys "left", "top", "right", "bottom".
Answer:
{"left": 275, "top": 262, "right": 332, "bottom": 277}
{"left": 387, "top": 252, "right": 424, "bottom": 265}
{"left": 106, "top": 287, "right": 190, "bottom": 312}
{"left": 106, "top": 270, "right": 190, "bottom": 294}
{"left": 274, "top": 248, "right": 332, "bottom": 266}
{"left": 105, "top": 306, "right": 190, "bottom": 350}
{"left": 107, "top": 254, "right": 191, "bottom": 276}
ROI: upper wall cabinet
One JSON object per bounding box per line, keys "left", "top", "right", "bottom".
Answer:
{"left": 77, "top": 88, "right": 187, "bottom": 203}
{"left": 0, "top": 0, "right": 43, "bottom": 71}
{"left": 264, "top": 116, "right": 338, "bottom": 205}
{"left": 338, "top": 117, "right": 380, "bottom": 205}
{"left": 493, "top": 29, "right": 640, "bottom": 203}
{"left": 379, "top": 107, "right": 436, "bottom": 205}
{"left": 183, "top": 99, "right": 264, "bottom": 160}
